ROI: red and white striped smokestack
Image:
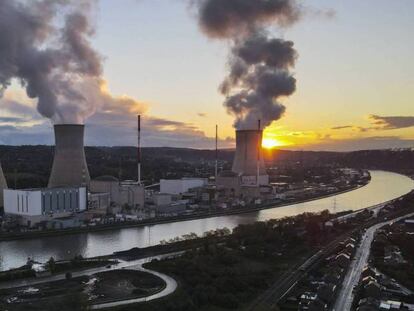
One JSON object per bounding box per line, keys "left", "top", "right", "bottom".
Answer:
{"left": 257, "top": 120, "right": 261, "bottom": 186}
{"left": 0, "top": 161, "right": 8, "bottom": 207}
{"left": 215, "top": 124, "right": 218, "bottom": 180}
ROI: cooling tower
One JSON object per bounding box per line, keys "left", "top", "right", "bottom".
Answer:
{"left": 232, "top": 130, "right": 268, "bottom": 185}
{"left": 0, "top": 162, "right": 7, "bottom": 206}
{"left": 232, "top": 130, "right": 267, "bottom": 175}
{"left": 48, "top": 124, "right": 90, "bottom": 188}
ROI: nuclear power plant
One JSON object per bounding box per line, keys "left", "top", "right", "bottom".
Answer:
{"left": 1, "top": 117, "right": 279, "bottom": 230}
{"left": 48, "top": 124, "right": 91, "bottom": 188}
{"left": 0, "top": 162, "right": 7, "bottom": 207}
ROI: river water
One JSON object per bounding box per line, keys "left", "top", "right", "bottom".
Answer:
{"left": 0, "top": 170, "right": 413, "bottom": 271}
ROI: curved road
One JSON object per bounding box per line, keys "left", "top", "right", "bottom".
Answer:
{"left": 90, "top": 257, "right": 179, "bottom": 309}
{"left": 0, "top": 254, "right": 179, "bottom": 310}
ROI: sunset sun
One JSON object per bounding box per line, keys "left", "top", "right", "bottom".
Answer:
{"left": 262, "top": 138, "right": 286, "bottom": 149}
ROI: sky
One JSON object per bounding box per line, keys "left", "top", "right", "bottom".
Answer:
{"left": 1, "top": 0, "right": 414, "bottom": 151}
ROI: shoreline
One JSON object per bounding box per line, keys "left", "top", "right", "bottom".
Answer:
{"left": 0, "top": 179, "right": 370, "bottom": 242}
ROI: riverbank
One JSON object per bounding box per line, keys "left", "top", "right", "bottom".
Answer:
{"left": 0, "top": 180, "right": 370, "bottom": 242}
{"left": 3, "top": 170, "right": 412, "bottom": 272}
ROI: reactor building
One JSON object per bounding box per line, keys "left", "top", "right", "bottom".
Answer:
{"left": 48, "top": 124, "right": 91, "bottom": 188}
{"left": 217, "top": 129, "right": 269, "bottom": 199}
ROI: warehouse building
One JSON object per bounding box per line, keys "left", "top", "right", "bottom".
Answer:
{"left": 4, "top": 187, "right": 87, "bottom": 227}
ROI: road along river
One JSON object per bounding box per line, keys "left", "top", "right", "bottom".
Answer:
{"left": 0, "top": 170, "right": 413, "bottom": 271}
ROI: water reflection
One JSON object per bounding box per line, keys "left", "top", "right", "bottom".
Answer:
{"left": 0, "top": 171, "right": 412, "bottom": 271}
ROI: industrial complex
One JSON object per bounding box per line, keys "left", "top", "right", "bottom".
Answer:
{"left": 0, "top": 117, "right": 367, "bottom": 232}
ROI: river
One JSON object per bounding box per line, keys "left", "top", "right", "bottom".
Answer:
{"left": 0, "top": 170, "right": 413, "bottom": 271}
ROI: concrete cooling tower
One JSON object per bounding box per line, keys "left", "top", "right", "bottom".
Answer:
{"left": 0, "top": 162, "right": 7, "bottom": 206}
{"left": 48, "top": 124, "right": 90, "bottom": 188}
{"left": 232, "top": 130, "right": 269, "bottom": 186}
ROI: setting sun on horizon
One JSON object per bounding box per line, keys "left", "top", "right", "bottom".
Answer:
{"left": 262, "top": 137, "right": 291, "bottom": 149}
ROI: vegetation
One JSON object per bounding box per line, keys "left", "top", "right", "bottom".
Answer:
{"left": 93, "top": 270, "right": 166, "bottom": 301}
{"left": 1, "top": 145, "right": 413, "bottom": 189}
{"left": 111, "top": 211, "right": 343, "bottom": 311}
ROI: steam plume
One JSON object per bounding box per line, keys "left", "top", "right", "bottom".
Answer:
{"left": 196, "top": 0, "right": 300, "bottom": 129}
{"left": 0, "top": 0, "right": 102, "bottom": 124}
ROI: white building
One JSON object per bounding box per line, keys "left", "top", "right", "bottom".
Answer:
{"left": 160, "top": 178, "right": 207, "bottom": 195}
{"left": 153, "top": 193, "right": 173, "bottom": 206}
{"left": 4, "top": 187, "right": 86, "bottom": 227}
{"left": 90, "top": 176, "right": 145, "bottom": 209}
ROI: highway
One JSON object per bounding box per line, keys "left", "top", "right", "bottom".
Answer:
{"left": 333, "top": 212, "right": 414, "bottom": 311}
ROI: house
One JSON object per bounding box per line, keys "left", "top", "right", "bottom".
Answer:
{"left": 335, "top": 253, "right": 351, "bottom": 268}
{"left": 361, "top": 266, "right": 376, "bottom": 279}
{"left": 299, "top": 292, "right": 317, "bottom": 310}
{"left": 363, "top": 280, "right": 381, "bottom": 299}
{"left": 345, "top": 243, "right": 356, "bottom": 256}
{"left": 308, "top": 297, "right": 328, "bottom": 311}
{"left": 379, "top": 300, "right": 403, "bottom": 310}
{"left": 384, "top": 246, "right": 406, "bottom": 266}
{"left": 317, "top": 283, "right": 337, "bottom": 303}
{"left": 357, "top": 297, "right": 380, "bottom": 311}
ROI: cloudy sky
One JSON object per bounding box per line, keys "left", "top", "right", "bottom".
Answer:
{"left": 1, "top": 0, "right": 414, "bottom": 151}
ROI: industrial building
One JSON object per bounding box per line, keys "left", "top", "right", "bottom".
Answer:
{"left": 0, "top": 162, "right": 7, "bottom": 207}
{"left": 90, "top": 176, "right": 145, "bottom": 210}
{"left": 48, "top": 124, "right": 90, "bottom": 188}
{"left": 88, "top": 192, "right": 111, "bottom": 213}
{"left": 3, "top": 187, "right": 87, "bottom": 227}
{"left": 160, "top": 178, "right": 208, "bottom": 195}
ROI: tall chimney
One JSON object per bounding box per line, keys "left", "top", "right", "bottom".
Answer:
{"left": 0, "top": 161, "right": 7, "bottom": 207}
{"left": 137, "top": 115, "right": 141, "bottom": 185}
{"left": 48, "top": 124, "right": 90, "bottom": 188}
{"left": 215, "top": 124, "right": 218, "bottom": 180}
{"left": 257, "top": 120, "right": 261, "bottom": 186}
{"left": 232, "top": 129, "right": 266, "bottom": 177}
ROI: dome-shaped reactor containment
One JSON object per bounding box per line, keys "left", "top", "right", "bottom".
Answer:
{"left": 48, "top": 124, "right": 90, "bottom": 188}
{"left": 0, "top": 162, "right": 7, "bottom": 206}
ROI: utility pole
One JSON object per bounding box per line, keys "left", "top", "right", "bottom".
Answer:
{"left": 215, "top": 124, "right": 218, "bottom": 181}
{"left": 137, "top": 115, "right": 141, "bottom": 185}
{"left": 257, "top": 120, "right": 261, "bottom": 187}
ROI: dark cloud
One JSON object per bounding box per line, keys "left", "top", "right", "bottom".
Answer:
{"left": 290, "top": 136, "right": 414, "bottom": 152}
{"left": 334, "top": 115, "right": 414, "bottom": 133}
{"left": 369, "top": 115, "right": 414, "bottom": 130}
{"left": 0, "top": 116, "right": 29, "bottom": 123}
{"left": 331, "top": 125, "right": 353, "bottom": 130}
